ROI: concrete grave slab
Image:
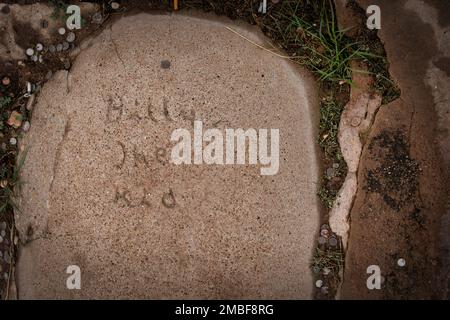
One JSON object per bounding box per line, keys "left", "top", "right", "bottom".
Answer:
{"left": 15, "top": 12, "right": 321, "bottom": 299}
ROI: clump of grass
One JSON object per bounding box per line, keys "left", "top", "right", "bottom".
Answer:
{"left": 318, "top": 98, "right": 344, "bottom": 159}
{"left": 0, "top": 96, "right": 11, "bottom": 110}
{"left": 267, "top": 0, "right": 378, "bottom": 84}
{"left": 311, "top": 247, "right": 344, "bottom": 275}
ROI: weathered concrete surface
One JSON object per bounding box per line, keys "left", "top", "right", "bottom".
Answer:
{"left": 15, "top": 13, "right": 321, "bottom": 299}
{"left": 341, "top": 0, "right": 449, "bottom": 299}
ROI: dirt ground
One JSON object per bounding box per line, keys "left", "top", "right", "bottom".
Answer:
{"left": 341, "top": 0, "right": 449, "bottom": 299}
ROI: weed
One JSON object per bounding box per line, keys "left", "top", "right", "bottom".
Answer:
{"left": 0, "top": 96, "right": 11, "bottom": 110}
{"left": 311, "top": 247, "right": 344, "bottom": 274}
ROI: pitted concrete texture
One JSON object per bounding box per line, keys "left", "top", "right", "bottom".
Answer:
{"left": 15, "top": 13, "right": 321, "bottom": 299}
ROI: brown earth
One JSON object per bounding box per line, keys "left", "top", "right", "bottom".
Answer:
{"left": 341, "top": 0, "right": 449, "bottom": 299}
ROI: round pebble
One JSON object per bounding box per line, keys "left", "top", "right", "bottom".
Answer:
{"left": 0, "top": 230, "right": 5, "bottom": 237}
{"left": 9, "top": 137, "right": 17, "bottom": 145}
{"left": 397, "top": 258, "right": 406, "bottom": 267}
{"left": 92, "top": 12, "right": 103, "bottom": 24}
{"left": 58, "top": 27, "right": 66, "bottom": 35}
{"left": 66, "top": 32, "right": 76, "bottom": 43}
{"left": 31, "top": 55, "right": 38, "bottom": 62}
{"left": 332, "top": 163, "right": 340, "bottom": 169}
{"left": 36, "top": 43, "right": 43, "bottom": 51}
{"left": 111, "top": 1, "right": 120, "bottom": 10}
{"left": 26, "top": 48, "right": 34, "bottom": 56}
{"left": 320, "top": 286, "right": 329, "bottom": 295}
{"left": 62, "top": 41, "right": 70, "bottom": 51}
{"left": 22, "top": 121, "right": 30, "bottom": 132}
{"left": 320, "top": 228, "right": 329, "bottom": 238}
{"left": 323, "top": 268, "right": 331, "bottom": 275}
{"left": 49, "top": 45, "right": 56, "bottom": 53}
{"left": 329, "top": 236, "right": 338, "bottom": 247}
{"left": 56, "top": 43, "right": 63, "bottom": 52}
{"left": 318, "top": 236, "right": 327, "bottom": 245}
{"left": 326, "top": 167, "right": 335, "bottom": 178}
{"left": 315, "top": 279, "right": 323, "bottom": 288}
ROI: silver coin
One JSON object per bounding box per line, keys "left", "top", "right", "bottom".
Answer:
{"left": 66, "top": 32, "right": 76, "bottom": 43}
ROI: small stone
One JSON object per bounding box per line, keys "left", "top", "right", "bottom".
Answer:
{"left": 22, "top": 121, "right": 30, "bottom": 132}
{"left": 92, "top": 12, "right": 103, "bottom": 24}
{"left": 58, "top": 27, "right": 66, "bottom": 35}
{"left": 351, "top": 117, "right": 361, "bottom": 127}
{"left": 326, "top": 167, "right": 335, "bottom": 178}
{"left": 66, "top": 32, "right": 76, "bottom": 43}
{"left": 49, "top": 45, "right": 56, "bottom": 53}
{"left": 0, "top": 230, "right": 5, "bottom": 237}
{"left": 320, "top": 224, "right": 329, "bottom": 230}
{"left": 36, "top": 43, "right": 43, "bottom": 51}
{"left": 1, "top": 76, "right": 10, "bottom": 86}
{"left": 321, "top": 286, "right": 329, "bottom": 295}
{"left": 26, "top": 48, "right": 34, "bottom": 56}
{"left": 26, "top": 94, "right": 35, "bottom": 111}
{"left": 7, "top": 111, "right": 22, "bottom": 128}
{"left": 329, "top": 236, "right": 338, "bottom": 247}
{"left": 315, "top": 279, "right": 323, "bottom": 288}
{"left": 397, "top": 258, "right": 406, "bottom": 267}
{"left": 9, "top": 137, "right": 17, "bottom": 145}
{"left": 14, "top": 235, "right": 18, "bottom": 246}
{"left": 320, "top": 228, "right": 329, "bottom": 238}
{"left": 312, "top": 265, "right": 321, "bottom": 274}
{"left": 31, "top": 55, "right": 38, "bottom": 62}
{"left": 318, "top": 236, "right": 327, "bottom": 245}
{"left": 323, "top": 268, "right": 331, "bottom": 275}
{"left": 332, "top": 163, "right": 339, "bottom": 169}
{"left": 62, "top": 41, "right": 70, "bottom": 51}
{"left": 111, "top": 1, "right": 120, "bottom": 10}
{"left": 161, "top": 60, "right": 171, "bottom": 69}
{"left": 162, "top": 190, "right": 176, "bottom": 208}
{"left": 3, "top": 272, "right": 8, "bottom": 280}
{"left": 64, "top": 61, "right": 71, "bottom": 70}
{"left": 56, "top": 43, "right": 63, "bottom": 52}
